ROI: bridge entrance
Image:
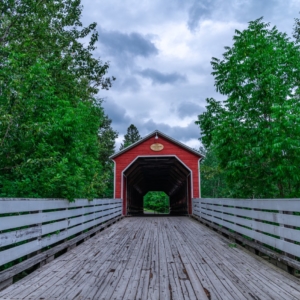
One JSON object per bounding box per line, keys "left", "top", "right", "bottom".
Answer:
{"left": 110, "top": 130, "right": 203, "bottom": 216}
{"left": 124, "top": 156, "right": 191, "bottom": 215}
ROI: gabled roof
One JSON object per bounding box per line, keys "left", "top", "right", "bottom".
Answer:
{"left": 110, "top": 130, "right": 204, "bottom": 159}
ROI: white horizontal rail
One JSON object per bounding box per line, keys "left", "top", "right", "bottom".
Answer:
{"left": 0, "top": 198, "right": 122, "bottom": 266}
{"left": 192, "top": 198, "right": 300, "bottom": 259}
{"left": 0, "top": 203, "right": 121, "bottom": 231}
{"left": 195, "top": 198, "right": 300, "bottom": 211}
{"left": 201, "top": 205, "right": 300, "bottom": 227}
{"left": 0, "top": 198, "right": 115, "bottom": 214}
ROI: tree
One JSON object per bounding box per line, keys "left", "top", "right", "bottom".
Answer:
{"left": 0, "top": 0, "right": 116, "bottom": 200}
{"left": 143, "top": 191, "right": 169, "bottom": 213}
{"left": 199, "top": 146, "right": 229, "bottom": 198}
{"left": 196, "top": 18, "right": 300, "bottom": 198}
{"left": 293, "top": 14, "right": 300, "bottom": 42}
{"left": 119, "top": 124, "right": 142, "bottom": 150}
{"left": 98, "top": 112, "right": 118, "bottom": 197}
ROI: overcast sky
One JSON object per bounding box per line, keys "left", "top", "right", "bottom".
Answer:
{"left": 81, "top": 0, "right": 299, "bottom": 151}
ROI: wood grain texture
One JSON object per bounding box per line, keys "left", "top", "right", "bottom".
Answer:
{"left": 193, "top": 198, "right": 300, "bottom": 259}
{"left": 196, "top": 198, "right": 300, "bottom": 211}
{"left": 0, "top": 199, "right": 122, "bottom": 267}
{"left": 0, "top": 198, "right": 122, "bottom": 214}
{"left": 1, "top": 217, "right": 299, "bottom": 299}
{"left": 0, "top": 215, "right": 123, "bottom": 285}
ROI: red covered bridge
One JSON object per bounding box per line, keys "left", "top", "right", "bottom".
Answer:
{"left": 1, "top": 136, "right": 300, "bottom": 298}
{"left": 110, "top": 130, "right": 203, "bottom": 216}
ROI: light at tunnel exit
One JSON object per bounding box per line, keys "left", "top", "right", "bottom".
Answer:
{"left": 143, "top": 191, "right": 169, "bottom": 214}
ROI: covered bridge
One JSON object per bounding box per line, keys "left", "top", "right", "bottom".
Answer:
{"left": 110, "top": 130, "right": 203, "bottom": 215}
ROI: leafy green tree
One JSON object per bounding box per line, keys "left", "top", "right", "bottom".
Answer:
{"left": 200, "top": 147, "right": 229, "bottom": 198}
{"left": 143, "top": 191, "right": 169, "bottom": 213}
{"left": 98, "top": 113, "right": 118, "bottom": 197}
{"left": 196, "top": 18, "right": 300, "bottom": 198}
{"left": 0, "top": 0, "right": 116, "bottom": 200}
{"left": 119, "top": 124, "right": 142, "bottom": 150}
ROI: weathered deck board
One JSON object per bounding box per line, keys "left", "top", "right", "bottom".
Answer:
{"left": 1, "top": 216, "right": 300, "bottom": 300}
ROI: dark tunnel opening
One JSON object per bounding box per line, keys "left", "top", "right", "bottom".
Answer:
{"left": 123, "top": 157, "right": 191, "bottom": 215}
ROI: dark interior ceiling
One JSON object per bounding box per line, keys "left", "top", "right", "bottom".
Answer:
{"left": 124, "top": 157, "right": 190, "bottom": 196}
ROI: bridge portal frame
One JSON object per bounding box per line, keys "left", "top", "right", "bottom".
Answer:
{"left": 110, "top": 130, "right": 203, "bottom": 215}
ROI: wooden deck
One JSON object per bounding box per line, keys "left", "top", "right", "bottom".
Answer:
{"left": 1, "top": 216, "right": 300, "bottom": 300}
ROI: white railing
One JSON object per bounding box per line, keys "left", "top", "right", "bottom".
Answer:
{"left": 0, "top": 198, "right": 122, "bottom": 267}
{"left": 192, "top": 198, "right": 300, "bottom": 260}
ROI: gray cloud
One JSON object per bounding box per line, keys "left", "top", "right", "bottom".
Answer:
{"left": 101, "top": 99, "right": 131, "bottom": 134}
{"left": 177, "top": 101, "right": 205, "bottom": 118}
{"left": 97, "top": 27, "right": 158, "bottom": 61}
{"left": 141, "top": 120, "right": 200, "bottom": 143}
{"left": 101, "top": 99, "right": 201, "bottom": 147}
{"left": 138, "top": 68, "right": 187, "bottom": 85}
{"left": 188, "top": 0, "right": 213, "bottom": 31}
{"left": 80, "top": 0, "right": 298, "bottom": 151}
{"left": 231, "top": 0, "right": 280, "bottom": 24}
{"left": 113, "top": 76, "right": 141, "bottom": 92}
{"left": 187, "top": 0, "right": 288, "bottom": 33}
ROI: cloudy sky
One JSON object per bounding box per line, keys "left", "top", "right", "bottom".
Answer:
{"left": 81, "top": 0, "right": 299, "bottom": 151}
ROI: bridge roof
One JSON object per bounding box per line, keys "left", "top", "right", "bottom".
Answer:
{"left": 110, "top": 130, "right": 203, "bottom": 159}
